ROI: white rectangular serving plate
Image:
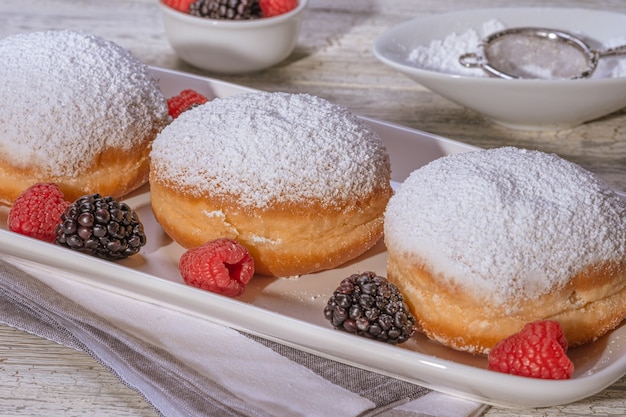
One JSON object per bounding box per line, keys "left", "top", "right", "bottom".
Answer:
{"left": 1, "top": 67, "right": 626, "bottom": 409}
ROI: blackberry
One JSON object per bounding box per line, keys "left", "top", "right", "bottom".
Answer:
{"left": 190, "top": 0, "right": 261, "bottom": 20}
{"left": 55, "top": 194, "right": 146, "bottom": 260}
{"left": 324, "top": 272, "right": 416, "bottom": 344}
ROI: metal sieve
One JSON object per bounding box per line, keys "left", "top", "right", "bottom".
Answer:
{"left": 459, "top": 27, "right": 626, "bottom": 79}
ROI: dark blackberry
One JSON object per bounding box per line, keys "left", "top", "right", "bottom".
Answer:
{"left": 190, "top": 0, "right": 261, "bottom": 20}
{"left": 55, "top": 194, "right": 146, "bottom": 260}
{"left": 324, "top": 272, "right": 416, "bottom": 344}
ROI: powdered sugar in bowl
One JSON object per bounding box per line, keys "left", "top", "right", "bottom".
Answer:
{"left": 373, "top": 7, "right": 626, "bottom": 130}
{"left": 159, "top": 0, "right": 307, "bottom": 74}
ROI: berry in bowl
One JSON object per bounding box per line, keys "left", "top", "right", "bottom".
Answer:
{"left": 160, "top": 0, "right": 307, "bottom": 74}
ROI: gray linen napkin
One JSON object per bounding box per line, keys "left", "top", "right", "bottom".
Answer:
{"left": 0, "top": 258, "right": 265, "bottom": 417}
{"left": 0, "top": 258, "right": 479, "bottom": 417}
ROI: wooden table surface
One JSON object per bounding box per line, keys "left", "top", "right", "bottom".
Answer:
{"left": 2, "top": 0, "right": 626, "bottom": 415}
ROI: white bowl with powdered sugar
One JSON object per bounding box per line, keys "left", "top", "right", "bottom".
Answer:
{"left": 373, "top": 8, "right": 626, "bottom": 130}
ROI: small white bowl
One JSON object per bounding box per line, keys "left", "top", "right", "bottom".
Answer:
{"left": 373, "top": 8, "right": 626, "bottom": 130}
{"left": 159, "top": 0, "right": 307, "bottom": 74}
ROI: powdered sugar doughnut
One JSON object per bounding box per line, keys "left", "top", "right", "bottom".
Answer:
{"left": 0, "top": 30, "right": 169, "bottom": 205}
{"left": 150, "top": 92, "right": 392, "bottom": 277}
{"left": 384, "top": 147, "right": 626, "bottom": 354}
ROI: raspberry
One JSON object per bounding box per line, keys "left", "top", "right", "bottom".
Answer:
{"left": 162, "top": 0, "right": 196, "bottom": 13}
{"left": 259, "top": 0, "right": 297, "bottom": 17}
{"left": 488, "top": 320, "right": 574, "bottom": 380}
{"left": 167, "top": 89, "right": 209, "bottom": 119}
{"left": 323, "top": 272, "right": 416, "bottom": 344}
{"left": 8, "top": 183, "right": 70, "bottom": 243}
{"left": 179, "top": 238, "right": 255, "bottom": 297}
{"left": 55, "top": 194, "right": 147, "bottom": 260}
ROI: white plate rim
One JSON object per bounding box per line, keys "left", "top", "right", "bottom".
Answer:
{"left": 0, "top": 66, "right": 625, "bottom": 409}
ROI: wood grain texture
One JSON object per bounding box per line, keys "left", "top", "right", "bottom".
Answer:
{"left": 1, "top": 0, "right": 626, "bottom": 415}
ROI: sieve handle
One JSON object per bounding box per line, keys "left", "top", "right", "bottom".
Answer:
{"left": 458, "top": 51, "right": 518, "bottom": 79}
{"left": 459, "top": 52, "right": 483, "bottom": 68}
{"left": 600, "top": 44, "right": 626, "bottom": 57}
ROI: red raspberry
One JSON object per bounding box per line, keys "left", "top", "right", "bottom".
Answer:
{"left": 488, "top": 320, "right": 574, "bottom": 380}
{"left": 8, "top": 183, "right": 70, "bottom": 243}
{"left": 179, "top": 238, "right": 255, "bottom": 297}
{"left": 162, "top": 0, "right": 196, "bottom": 13}
{"left": 167, "top": 89, "right": 209, "bottom": 119}
{"left": 259, "top": 0, "right": 298, "bottom": 18}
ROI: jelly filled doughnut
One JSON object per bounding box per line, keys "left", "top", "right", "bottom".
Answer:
{"left": 0, "top": 30, "right": 169, "bottom": 205}
{"left": 384, "top": 147, "right": 626, "bottom": 354}
{"left": 150, "top": 91, "right": 392, "bottom": 277}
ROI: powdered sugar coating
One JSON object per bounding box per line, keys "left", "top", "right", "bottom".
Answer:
{"left": 150, "top": 92, "right": 391, "bottom": 209}
{"left": 385, "top": 147, "right": 626, "bottom": 305}
{"left": 0, "top": 30, "right": 169, "bottom": 176}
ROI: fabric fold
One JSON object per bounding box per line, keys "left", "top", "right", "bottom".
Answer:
{"left": 0, "top": 258, "right": 270, "bottom": 417}
{"left": 0, "top": 255, "right": 487, "bottom": 417}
